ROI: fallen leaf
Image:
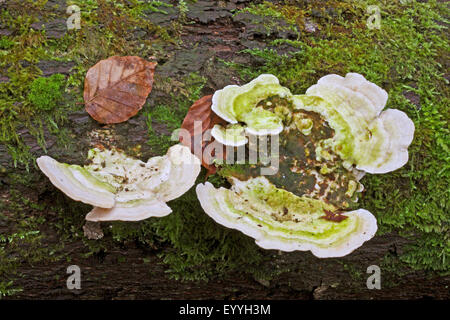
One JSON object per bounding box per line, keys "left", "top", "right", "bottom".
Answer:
{"left": 84, "top": 56, "right": 156, "bottom": 124}
{"left": 180, "top": 95, "right": 227, "bottom": 176}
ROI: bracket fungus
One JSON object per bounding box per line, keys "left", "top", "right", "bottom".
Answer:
{"left": 211, "top": 74, "right": 291, "bottom": 137}
{"left": 195, "top": 73, "right": 415, "bottom": 258}
{"left": 299, "top": 73, "right": 415, "bottom": 174}
{"left": 196, "top": 178, "right": 377, "bottom": 258}
{"left": 37, "top": 144, "right": 200, "bottom": 221}
{"left": 211, "top": 124, "right": 248, "bottom": 147}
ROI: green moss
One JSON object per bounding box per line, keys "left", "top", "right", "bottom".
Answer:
{"left": 125, "top": 70, "right": 277, "bottom": 280}
{"left": 234, "top": 1, "right": 299, "bottom": 38}
{"left": 177, "top": 0, "right": 189, "bottom": 23}
{"left": 28, "top": 74, "right": 65, "bottom": 111}
{"left": 228, "top": 0, "right": 449, "bottom": 274}
{"left": 150, "top": 105, "right": 184, "bottom": 131}
{"left": 129, "top": 0, "right": 173, "bottom": 16}
{"left": 235, "top": 1, "right": 284, "bottom": 19}
{"left": 0, "top": 0, "right": 183, "bottom": 168}
{"left": 108, "top": 186, "right": 269, "bottom": 281}
{"left": 0, "top": 36, "right": 15, "bottom": 50}
{"left": 0, "top": 281, "right": 23, "bottom": 299}
{"left": 341, "top": 262, "right": 365, "bottom": 282}
{"left": 2, "top": 0, "right": 447, "bottom": 289}
{"left": 145, "top": 72, "right": 206, "bottom": 154}
{"left": 0, "top": 188, "right": 64, "bottom": 298}
{"left": 0, "top": 0, "right": 214, "bottom": 288}
{"left": 0, "top": 3, "right": 75, "bottom": 168}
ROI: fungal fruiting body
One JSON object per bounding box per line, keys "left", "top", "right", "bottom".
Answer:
{"left": 37, "top": 144, "right": 201, "bottom": 221}
{"left": 299, "top": 73, "right": 415, "bottom": 174}
{"left": 211, "top": 74, "right": 290, "bottom": 136}
{"left": 196, "top": 178, "right": 377, "bottom": 258}
{"left": 196, "top": 73, "right": 415, "bottom": 258}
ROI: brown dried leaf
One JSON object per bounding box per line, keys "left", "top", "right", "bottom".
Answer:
{"left": 84, "top": 56, "right": 157, "bottom": 124}
{"left": 180, "top": 95, "right": 227, "bottom": 176}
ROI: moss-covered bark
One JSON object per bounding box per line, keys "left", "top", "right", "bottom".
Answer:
{"left": 0, "top": 0, "right": 448, "bottom": 299}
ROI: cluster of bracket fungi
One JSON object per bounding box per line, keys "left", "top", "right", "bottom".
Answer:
{"left": 37, "top": 56, "right": 414, "bottom": 258}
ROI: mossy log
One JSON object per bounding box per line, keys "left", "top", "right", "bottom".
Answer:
{"left": 0, "top": 0, "right": 448, "bottom": 299}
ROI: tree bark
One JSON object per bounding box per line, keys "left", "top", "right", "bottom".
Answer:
{"left": 0, "top": 0, "right": 448, "bottom": 300}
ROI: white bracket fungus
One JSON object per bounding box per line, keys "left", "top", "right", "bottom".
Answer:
{"left": 196, "top": 73, "right": 414, "bottom": 257}
{"left": 211, "top": 74, "right": 291, "bottom": 138}
{"left": 196, "top": 177, "right": 377, "bottom": 258}
{"left": 211, "top": 124, "right": 248, "bottom": 147}
{"left": 37, "top": 144, "right": 200, "bottom": 221}
{"left": 300, "top": 73, "right": 415, "bottom": 174}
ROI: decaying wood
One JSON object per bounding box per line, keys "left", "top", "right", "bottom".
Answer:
{"left": 1, "top": 0, "right": 448, "bottom": 301}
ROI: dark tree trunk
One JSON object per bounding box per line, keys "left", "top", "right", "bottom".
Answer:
{"left": 0, "top": 0, "right": 448, "bottom": 300}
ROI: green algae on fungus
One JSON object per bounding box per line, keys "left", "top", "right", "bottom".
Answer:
{"left": 211, "top": 74, "right": 291, "bottom": 136}
{"left": 37, "top": 144, "right": 201, "bottom": 221}
{"left": 196, "top": 73, "right": 414, "bottom": 257}
{"left": 224, "top": 111, "right": 364, "bottom": 210}
{"left": 300, "top": 73, "right": 415, "bottom": 174}
{"left": 196, "top": 177, "right": 376, "bottom": 258}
